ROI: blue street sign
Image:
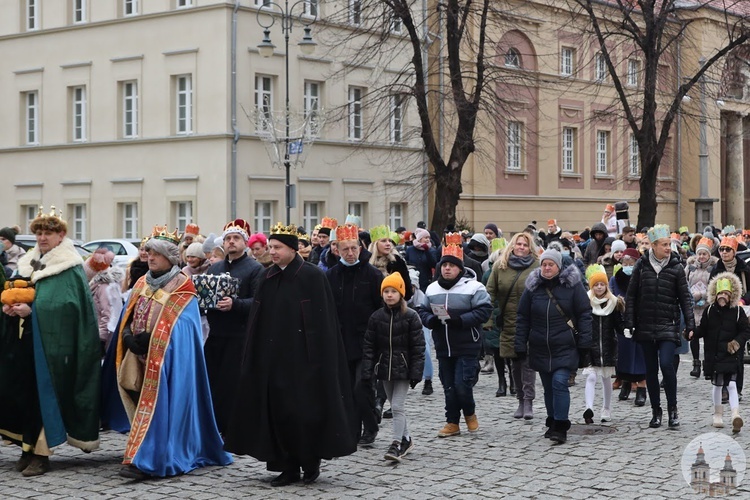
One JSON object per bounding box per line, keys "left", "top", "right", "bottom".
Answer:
{"left": 289, "top": 140, "right": 303, "bottom": 155}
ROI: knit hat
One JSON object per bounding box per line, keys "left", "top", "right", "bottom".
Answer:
{"left": 539, "top": 249, "right": 562, "bottom": 270}
{"left": 611, "top": 240, "right": 627, "bottom": 254}
{"left": 381, "top": 272, "right": 406, "bottom": 297}
{"left": 0, "top": 226, "right": 18, "bottom": 245}
{"left": 185, "top": 242, "right": 206, "bottom": 259}
{"left": 248, "top": 232, "right": 268, "bottom": 248}
{"left": 696, "top": 237, "right": 714, "bottom": 254}
{"left": 586, "top": 264, "right": 608, "bottom": 289}
{"left": 414, "top": 228, "right": 430, "bottom": 241}
{"left": 621, "top": 248, "right": 640, "bottom": 261}
{"left": 483, "top": 223, "right": 499, "bottom": 237}
{"left": 202, "top": 233, "right": 218, "bottom": 254}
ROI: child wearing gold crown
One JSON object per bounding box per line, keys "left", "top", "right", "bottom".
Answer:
{"left": 690, "top": 272, "right": 750, "bottom": 433}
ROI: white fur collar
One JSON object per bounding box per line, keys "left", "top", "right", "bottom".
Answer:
{"left": 17, "top": 238, "right": 84, "bottom": 284}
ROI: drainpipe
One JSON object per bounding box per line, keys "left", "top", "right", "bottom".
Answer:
{"left": 230, "top": 0, "right": 240, "bottom": 219}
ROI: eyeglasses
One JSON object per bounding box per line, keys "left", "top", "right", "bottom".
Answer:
{"left": 719, "top": 247, "right": 734, "bottom": 252}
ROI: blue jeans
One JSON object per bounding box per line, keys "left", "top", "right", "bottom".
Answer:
{"left": 538, "top": 368, "right": 571, "bottom": 421}
{"left": 639, "top": 340, "right": 677, "bottom": 409}
{"left": 437, "top": 356, "right": 479, "bottom": 424}
{"left": 423, "top": 327, "right": 433, "bottom": 380}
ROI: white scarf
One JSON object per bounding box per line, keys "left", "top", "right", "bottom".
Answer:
{"left": 649, "top": 251, "right": 669, "bottom": 275}
{"left": 588, "top": 290, "right": 617, "bottom": 316}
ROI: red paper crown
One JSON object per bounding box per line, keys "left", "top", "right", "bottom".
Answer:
{"left": 321, "top": 217, "right": 338, "bottom": 229}
{"left": 721, "top": 236, "right": 738, "bottom": 252}
{"left": 444, "top": 232, "right": 462, "bottom": 246}
{"left": 697, "top": 237, "right": 714, "bottom": 249}
{"left": 185, "top": 223, "right": 200, "bottom": 236}
{"left": 442, "top": 244, "right": 463, "bottom": 260}
{"left": 335, "top": 224, "right": 359, "bottom": 242}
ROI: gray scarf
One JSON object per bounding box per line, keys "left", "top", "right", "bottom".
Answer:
{"left": 648, "top": 251, "right": 669, "bottom": 275}
{"left": 145, "top": 265, "right": 181, "bottom": 292}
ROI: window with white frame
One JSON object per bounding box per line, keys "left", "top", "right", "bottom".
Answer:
{"left": 71, "top": 86, "right": 87, "bottom": 142}
{"left": 255, "top": 75, "right": 273, "bottom": 131}
{"left": 390, "top": 94, "right": 403, "bottom": 143}
{"left": 303, "top": 202, "right": 321, "bottom": 230}
{"left": 595, "top": 52, "right": 607, "bottom": 82}
{"left": 561, "top": 127, "right": 576, "bottom": 173}
{"left": 24, "top": 91, "right": 39, "bottom": 145}
{"left": 70, "top": 204, "right": 87, "bottom": 240}
{"left": 173, "top": 201, "right": 192, "bottom": 232}
{"left": 73, "top": 0, "right": 86, "bottom": 23}
{"left": 303, "top": 81, "right": 320, "bottom": 136}
{"left": 175, "top": 75, "right": 193, "bottom": 135}
{"left": 176, "top": 0, "right": 192, "bottom": 7}
{"left": 629, "top": 133, "right": 640, "bottom": 176}
{"left": 561, "top": 47, "right": 575, "bottom": 76}
{"left": 390, "top": 12, "right": 402, "bottom": 34}
{"left": 507, "top": 121, "right": 522, "bottom": 170}
{"left": 627, "top": 59, "right": 639, "bottom": 87}
{"left": 596, "top": 130, "right": 609, "bottom": 174}
{"left": 348, "top": 86, "right": 363, "bottom": 140}
{"left": 303, "top": 0, "right": 318, "bottom": 16}
{"left": 255, "top": 0, "right": 272, "bottom": 6}
{"left": 349, "top": 0, "right": 362, "bottom": 25}
{"left": 348, "top": 202, "right": 365, "bottom": 224}
{"left": 21, "top": 204, "right": 37, "bottom": 232}
{"left": 121, "top": 202, "right": 138, "bottom": 239}
{"left": 124, "top": 0, "right": 138, "bottom": 16}
{"left": 505, "top": 48, "right": 520, "bottom": 68}
{"left": 254, "top": 201, "right": 273, "bottom": 235}
{"left": 389, "top": 203, "right": 405, "bottom": 230}
{"left": 26, "top": 0, "right": 38, "bottom": 30}
{"left": 122, "top": 81, "right": 138, "bottom": 138}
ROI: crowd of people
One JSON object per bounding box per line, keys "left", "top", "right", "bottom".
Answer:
{"left": 0, "top": 203, "right": 748, "bottom": 485}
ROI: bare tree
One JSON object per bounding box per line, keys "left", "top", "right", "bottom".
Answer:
{"left": 566, "top": 0, "right": 749, "bottom": 228}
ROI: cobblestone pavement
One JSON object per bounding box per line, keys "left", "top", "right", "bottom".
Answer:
{"left": 2, "top": 352, "right": 749, "bottom": 499}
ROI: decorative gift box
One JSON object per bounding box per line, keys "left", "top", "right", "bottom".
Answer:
{"left": 192, "top": 273, "right": 240, "bottom": 309}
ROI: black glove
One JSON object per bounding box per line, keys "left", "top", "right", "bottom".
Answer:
{"left": 578, "top": 348, "right": 592, "bottom": 368}
{"left": 444, "top": 317, "right": 462, "bottom": 328}
{"left": 515, "top": 351, "right": 527, "bottom": 362}
{"left": 124, "top": 332, "right": 150, "bottom": 356}
{"left": 410, "top": 379, "right": 421, "bottom": 389}
{"left": 427, "top": 316, "right": 443, "bottom": 330}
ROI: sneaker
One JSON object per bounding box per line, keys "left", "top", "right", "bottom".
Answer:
{"left": 583, "top": 408, "right": 594, "bottom": 424}
{"left": 358, "top": 430, "right": 377, "bottom": 446}
{"left": 21, "top": 456, "right": 50, "bottom": 477}
{"left": 437, "top": 423, "right": 461, "bottom": 437}
{"left": 601, "top": 409, "right": 611, "bottom": 423}
{"left": 465, "top": 414, "right": 479, "bottom": 433}
{"left": 422, "top": 380, "right": 433, "bottom": 396}
{"left": 384, "top": 440, "right": 402, "bottom": 462}
{"left": 400, "top": 436, "right": 414, "bottom": 457}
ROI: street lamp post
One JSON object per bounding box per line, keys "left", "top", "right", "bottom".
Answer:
{"left": 257, "top": 1, "right": 317, "bottom": 225}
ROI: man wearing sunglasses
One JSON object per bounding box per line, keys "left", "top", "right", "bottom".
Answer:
{"left": 709, "top": 236, "right": 749, "bottom": 402}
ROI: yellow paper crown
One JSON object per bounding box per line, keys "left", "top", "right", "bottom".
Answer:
{"left": 585, "top": 264, "right": 607, "bottom": 282}
{"left": 716, "top": 278, "right": 733, "bottom": 294}
{"left": 335, "top": 224, "right": 359, "bottom": 242}
{"left": 647, "top": 224, "right": 670, "bottom": 243}
{"left": 390, "top": 231, "right": 400, "bottom": 244}
{"left": 270, "top": 222, "right": 299, "bottom": 236}
{"left": 151, "top": 225, "right": 181, "bottom": 245}
{"left": 442, "top": 244, "right": 463, "bottom": 260}
{"left": 321, "top": 217, "right": 338, "bottom": 229}
{"left": 370, "top": 225, "right": 391, "bottom": 242}
{"left": 444, "top": 232, "right": 462, "bottom": 246}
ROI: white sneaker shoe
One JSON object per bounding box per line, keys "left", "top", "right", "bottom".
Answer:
{"left": 600, "top": 408, "right": 611, "bottom": 422}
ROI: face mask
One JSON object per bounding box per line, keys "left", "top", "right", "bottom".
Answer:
{"left": 622, "top": 265, "right": 633, "bottom": 276}
{"left": 562, "top": 250, "right": 571, "bottom": 257}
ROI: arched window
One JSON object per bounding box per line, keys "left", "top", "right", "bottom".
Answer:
{"left": 505, "top": 48, "right": 521, "bottom": 68}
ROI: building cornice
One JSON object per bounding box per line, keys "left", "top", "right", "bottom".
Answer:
{"left": 110, "top": 55, "right": 144, "bottom": 63}
{"left": 298, "top": 177, "right": 333, "bottom": 183}
{"left": 13, "top": 67, "right": 44, "bottom": 75}
{"left": 163, "top": 176, "right": 199, "bottom": 182}
{"left": 162, "top": 48, "right": 199, "bottom": 56}
{"left": 61, "top": 179, "right": 92, "bottom": 186}
{"left": 342, "top": 178, "right": 376, "bottom": 184}
{"left": 60, "top": 61, "right": 92, "bottom": 69}
{"left": 14, "top": 182, "right": 43, "bottom": 188}
{"left": 248, "top": 175, "right": 284, "bottom": 181}
{"left": 110, "top": 178, "right": 144, "bottom": 184}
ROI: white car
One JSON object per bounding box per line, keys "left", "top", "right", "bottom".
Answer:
{"left": 83, "top": 239, "right": 140, "bottom": 269}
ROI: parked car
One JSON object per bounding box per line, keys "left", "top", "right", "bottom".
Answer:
{"left": 15, "top": 235, "right": 92, "bottom": 258}
{"left": 83, "top": 239, "right": 140, "bottom": 269}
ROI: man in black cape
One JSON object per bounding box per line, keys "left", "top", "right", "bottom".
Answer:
{"left": 224, "top": 223, "right": 358, "bottom": 487}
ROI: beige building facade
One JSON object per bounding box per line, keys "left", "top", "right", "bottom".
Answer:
{"left": 0, "top": 0, "right": 426, "bottom": 240}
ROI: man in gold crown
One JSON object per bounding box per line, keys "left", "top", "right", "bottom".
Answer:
{"left": 114, "top": 226, "right": 231, "bottom": 479}
{"left": 0, "top": 207, "right": 100, "bottom": 477}
{"left": 225, "top": 223, "right": 357, "bottom": 487}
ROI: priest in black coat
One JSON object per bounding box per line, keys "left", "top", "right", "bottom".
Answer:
{"left": 224, "top": 224, "right": 358, "bottom": 487}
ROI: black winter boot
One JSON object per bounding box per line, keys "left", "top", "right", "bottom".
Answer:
{"left": 649, "top": 407, "right": 663, "bottom": 428}
{"left": 690, "top": 360, "right": 701, "bottom": 378}
{"left": 634, "top": 387, "right": 647, "bottom": 407}
{"left": 618, "top": 381, "right": 632, "bottom": 401}
{"left": 668, "top": 406, "right": 680, "bottom": 428}
{"left": 549, "top": 420, "right": 571, "bottom": 444}
{"left": 543, "top": 416, "right": 553, "bottom": 438}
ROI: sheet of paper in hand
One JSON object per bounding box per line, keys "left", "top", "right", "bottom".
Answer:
{"left": 431, "top": 303, "right": 451, "bottom": 320}
{"left": 192, "top": 273, "right": 240, "bottom": 309}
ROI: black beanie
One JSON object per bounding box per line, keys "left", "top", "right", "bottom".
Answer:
{"left": 0, "top": 227, "right": 18, "bottom": 245}
{"left": 269, "top": 233, "right": 299, "bottom": 250}
{"left": 439, "top": 255, "right": 464, "bottom": 270}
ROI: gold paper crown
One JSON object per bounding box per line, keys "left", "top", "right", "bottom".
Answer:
{"left": 442, "top": 244, "right": 463, "bottom": 260}
{"left": 370, "top": 225, "right": 391, "bottom": 242}
{"left": 444, "top": 232, "right": 462, "bottom": 246}
{"left": 336, "top": 225, "right": 359, "bottom": 242}
{"left": 298, "top": 233, "right": 310, "bottom": 242}
{"left": 270, "top": 222, "right": 299, "bottom": 236}
{"left": 321, "top": 217, "right": 338, "bottom": 229}
{"left": 151, "top": 225, "right": 181, "bottom": 245}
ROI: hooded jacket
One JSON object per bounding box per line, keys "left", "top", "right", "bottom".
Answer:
{"left": 583, "top": 222, "right": 609, "bottom": 266}
{"left": 709, "top": 255, "right": 750, "bottom": 305}
{"left": 696, "top": 272, "right": 750, "bottom": 376}
{"left": 515, "top": 265, "right": 593, "bottom": 372}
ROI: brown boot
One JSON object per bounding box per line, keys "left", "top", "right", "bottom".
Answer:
{"left": 15, "top": 451, "right": 33, "bottom": 473}
{"left": 21, "top": 455, "right": 50, "bottom": 477}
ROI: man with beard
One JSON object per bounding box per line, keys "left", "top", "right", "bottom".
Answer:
{"left": 224, "top": 223, "right": 357, "bottom": 487}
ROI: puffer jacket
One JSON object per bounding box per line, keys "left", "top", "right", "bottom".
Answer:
{"left": 515, "top": 265, "right": 593, "bottom": 372}
{"left": 709, "top": 256, "right": 750, "bottom": 304}
{"left": 685, "top": 254, "right": 718, "bottom": 325}
{"left": 588, "top": 291, "right": 623, "bottom": 367}
{"left": 418, "top": 271, "right": 493, "bottom": 358}
{"left": 361, "top": 305, "right": 425, "bottom": 381}
{"left": 625, "top": 250, "right": 695, "bottom": 342}
{"left": 696, "top": 272, "right": 750, "bottom": 376}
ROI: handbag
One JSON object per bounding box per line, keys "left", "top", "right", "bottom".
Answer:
{"left": 118, "top": 350, "right": 145, "bottom": 393}
{"left": 544, "top": 287, "right": 579, "bottom": 337}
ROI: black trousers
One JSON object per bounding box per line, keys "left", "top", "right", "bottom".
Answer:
{"left": 348, "top": 359, "right": 379, "bottom": 434}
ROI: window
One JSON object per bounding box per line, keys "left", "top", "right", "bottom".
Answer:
{"left": 348, "top": 86, "right": 363, "bottom": 140}
{"left": 23, "top": 91, "right": 39, "bottom": 145}
{"left": 70, "top": 204, "right": 87, "bottom": 240}
{"left": 122, "top": 81, "right": 138, "bottom": 138}
{"left": 303, "top": 0, "right": 318, "bottom": 17}
{"left": 349, "top": 0, "right": 362, "bottom": 25}
{"left": 173, "top": 201, "right": 192, "bottom": 232}
{"left": 596, "top": 131, "right": 609, "bottom": 174}
{"left": 629, "top": 133, "right": 640, "bottom": 176}
{"left": 255, "top": 75, "right": 273, "bottom": 131}
{"left": 627, "top": 59, "right": 639, "bottom": 87}
{"left": 26, "top": 0, "right": 38, "bottom": 30}
{"left": 595, "top": 52, "right": 607, "bottom": 82}
{"left": 390, "top": 94, "right": 403, "bottom": 143}
{"left": 389, "top": 203, "right": 405, "bottom": 230}
{"left": 175, "top": 75, "right": 193, "bottom": 135}
{"left": 21, "top": 204, "right": 37, "bottom": 232}
{"left": 303, "top": 81, "right": 321, "bottom": 136}
{"left": 71, "top": 86, "right": 87, "bottom": 142}
{"left": 124, "top": 0, "right": 138, "bottom": 16}
{"left": 254, "top": 201, "right": 273, "bottom": 235}
{"left": 73, "top": 0, "right": 86, "bottom": 23}
{"left": 348, "top": 202, "right": 365, "bottom": 220}
{"left": 176, "top": 0, "right": 192, "bottom": 7}
{"left": 303, "top": 202, "right": 321, "bottom": 230}
{"left": 390, "top": 12, "right": 402, "bottom": 34}
{"left": 255, "top": 0, "right": 272, "bottom": 6}
{"left": 505, "top": 48, "right": 520, "bottom": 68}
{"left": 561, "top": 47, "right": 575, "bottom": 76}
{"left": 121, "top": 203, "right": 138, "bottom": 239}
{"left": 561, "top": 127, "right": 576, "bottom": 173}
{"left": 507, "top": 121, "right": 522, "bottom": 170}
